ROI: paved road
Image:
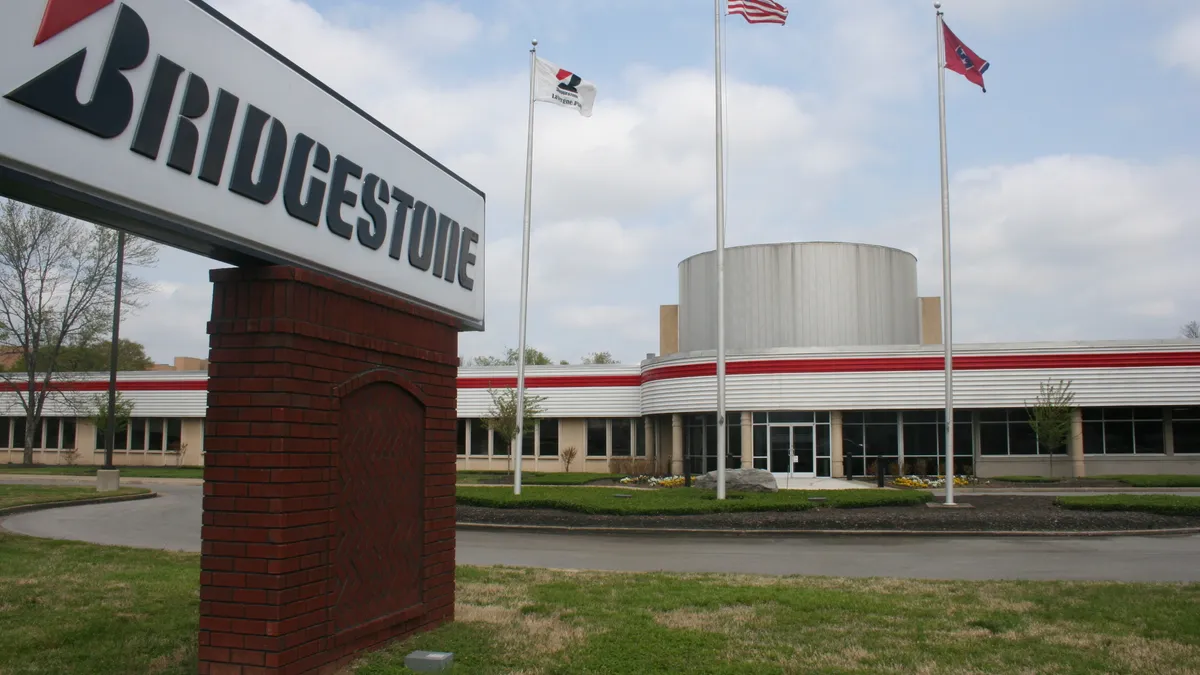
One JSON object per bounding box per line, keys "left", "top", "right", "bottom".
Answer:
{"left": 4, "top": 479, "right": 1200, "bottom": 581}
{"left": 1, "top": 479, "right": 201, "bottom": 552}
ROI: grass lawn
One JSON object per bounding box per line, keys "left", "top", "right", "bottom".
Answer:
{"left": 2, "top": 533, "right": 1200, "bottom": 674}
{"left": 0, "top": 465, "right": 204, "bottom": 480}
{"left": 1094, "top": 475, "right": 1200, "bottom": 488}
{"left": 991, "top": 475, "right": 1064, "bottom": 483}
{"left": 1056, "top": 494, "right": 1200, "bottom": 517}
{"left": 0, "top": 532, "right": 198, "bottom": 674}
{"left": 0, "top": 484, "right": 148, "bottom": 511}
{"left": 457, "top": 471, "right": 622, "bottom": 486}
{"left": 352, "top": 566, "right": 1200, "bottom": 674}
{"left": 456, "top": 485, "right": 930, "bottom": 515}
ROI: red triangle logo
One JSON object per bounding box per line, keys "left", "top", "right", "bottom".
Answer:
{"left": 33, "top": 0, "right": 115, "bottom": 46}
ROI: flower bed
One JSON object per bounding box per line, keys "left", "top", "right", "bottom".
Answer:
{"left": 619, "top": 475, "right": 686, "bottom": 488}
{"left": 893, "top": 475, "right": 973, "bottom": 489}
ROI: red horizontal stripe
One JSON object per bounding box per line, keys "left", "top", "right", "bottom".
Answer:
{"left": 0, "top": 379, "right": 207, "bottom": 393}
{"left": 458, "top": 375, "right": 642, "bottom": 389}
{"left": 641, "top": 351, "right": 1200, "bottom": 384}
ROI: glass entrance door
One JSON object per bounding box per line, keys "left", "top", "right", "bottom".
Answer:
{"left": 768, "top": 425, "right": 816, "bottom": 479}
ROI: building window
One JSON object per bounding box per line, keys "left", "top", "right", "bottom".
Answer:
{"left": 585, "top": 419, "right": 606, "bottom": 457}
{"left": 1173, "top": 407, "right": 1200, "bottom": 454}
{"left": 1, "top": 417, "right": 76, "bottom": 450}
{"left": 840, "top": 411, "right": 899, "bottom": 476}
{"left": 684, "top": 413, "right": 741, "bottom": 475}
{"left": 611, "top": 419, "right": 633, "bottom": 457}
{"left": 539, "top": 419, "right": 559, "bottom": 456}
{"left": 979, "top": 409, "right": 1044, "bottom": 456}
{"left": 456, "top": 419, "right": 467, "bottom": 455}
{"left": 1083, "top": 408, "right": 1163, "bottom": 455}
{"left": 636, "top": 421, "right": 646, "bottom": 457}
{"left": 468, "top": 419, "right": 489, "bottom": 456}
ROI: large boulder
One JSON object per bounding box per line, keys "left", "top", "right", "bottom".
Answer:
{"left": 694, "top": 468, "right": 778, "bottom": 493}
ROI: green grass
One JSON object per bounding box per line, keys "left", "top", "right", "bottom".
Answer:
{"left": 0, "top": 484, "right": 149, "bottom": 511}
{"left": 0, "top": 532, "right": 198, "bottom": 674}
{"left": 1093, "top": 475, "right": 1200, "bottom": 488}
{"left": 0, "top": 465, "right": 203, "bottom": 479}
{"left": 455, "top": 485, "right": 930, "bottom": 515}
{"left": 991, "top": 475, "right": 1064, "bottom": 483}
{"left": 1056, "top": 494, "right": 1200, "bottom": 517}
{"left": 456, "top": 471, "right": 622, "bottom": 486}
{"left": 3, "top": 534, "right": 1200, "bottom": 674}
{"left": 352, "top": 565, "right": 1200, "bottom": 674}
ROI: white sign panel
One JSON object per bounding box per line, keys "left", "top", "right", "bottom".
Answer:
{"left": 0, "top": 0, "right": 485, "bottom": 329}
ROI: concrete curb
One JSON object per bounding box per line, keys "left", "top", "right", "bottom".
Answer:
{"left": 0, "top": 474, "right": 203, "bottom": 486}
{"left": 0, "top": 490, "right": 158, "bottom": 519}
{"left": 457, "top": 521, "right": 1200, "bottom": 538}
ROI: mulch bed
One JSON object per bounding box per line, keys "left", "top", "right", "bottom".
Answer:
{"left": 457, "top": 495, "right": 1200, "bottom": 532}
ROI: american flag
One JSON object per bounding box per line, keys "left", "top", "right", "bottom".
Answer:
{"left": 727, "top": 0, "right": 788, "bottom": 25}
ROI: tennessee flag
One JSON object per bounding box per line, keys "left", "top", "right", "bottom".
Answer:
{"left": 942, "top": 21, "right": 989, "bottom": 92}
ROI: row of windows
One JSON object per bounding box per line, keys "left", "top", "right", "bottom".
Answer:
{"left": 0, "top": 417, "right": 77, "bottom": 449}
{"left": 454, "top": 407, "right": 1200, "bottom": 462}
{"left": 455, "top": 418, "right": 646, "bottom": 458}
{"left": 0, "top": 417, "right": 185, "bottom": 452}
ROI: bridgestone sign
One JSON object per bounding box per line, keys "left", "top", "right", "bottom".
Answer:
{"left": 0, "top": 0, "right": 486, "bottom": 329}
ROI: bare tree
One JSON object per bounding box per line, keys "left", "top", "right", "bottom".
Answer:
{"left": 1182, "top": 321, "right": 1200, "bottom": 339}
{"left": 1026, "top": 379, "right": 1075, "bottom": 475}
{"left": 0, "top": 200, "right": 157, "bottom": 465}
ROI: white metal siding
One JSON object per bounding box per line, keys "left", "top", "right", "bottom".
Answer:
{"left": 458, "top": 386, "right": 642, "bottom": 418}
{"left": 640, "top": 367, "right": 1200, "bottom": 414}
{"left": 678, "top": 242, "right": 920, "bottom": 352}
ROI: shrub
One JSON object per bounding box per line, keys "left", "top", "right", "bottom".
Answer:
{"left": 561, "top": 446, "right": 578, "bottom": 472}
{"left": 1055, "top": 495, "right": 1200, "bottom": 517}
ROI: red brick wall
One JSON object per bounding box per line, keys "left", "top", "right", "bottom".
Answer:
{"left": 199, "top": 266, "right": 458, "bottom": 675}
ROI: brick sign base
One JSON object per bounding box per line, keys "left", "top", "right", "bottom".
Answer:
{"left": 199, "top": 266, "right": 458, "bottom": 675}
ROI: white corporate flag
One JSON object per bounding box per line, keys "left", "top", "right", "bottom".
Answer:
{"left": 533, "top": 56, "right": 596, "bottom": 117}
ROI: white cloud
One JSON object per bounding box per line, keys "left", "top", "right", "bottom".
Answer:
{"left": 884, "top": 155, "right": 1200, "bottom": 343}
{"left": 123, "top": 282, "right": 213, "bottom": 363}
{"left": 554, "top": 305, "right": 658, "bottom": 343}
{"left": 1159, "top": 13, "right": 1200, "bottom": 78}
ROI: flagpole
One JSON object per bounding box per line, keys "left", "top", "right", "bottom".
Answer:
{"left": 712, "top": 0, "right": 728, "bottom": 500}
{"left": 934, "top": 2, "right": 956, "bottom": 505}
{"left": 514, "top": 38, "right": 538, "bottom": 496}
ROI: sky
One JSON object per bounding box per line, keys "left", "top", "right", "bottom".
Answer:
{"left": 119, "top": 0, "right": 1200, "bottom": 366}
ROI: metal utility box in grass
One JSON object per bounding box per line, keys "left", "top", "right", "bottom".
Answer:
{"left": 1, "top": 1, "right": 483, "bottom": 672}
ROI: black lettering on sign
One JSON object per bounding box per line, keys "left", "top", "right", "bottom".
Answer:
{"left": 442, "top": 220, "right": 461, "bottom": 284}
{"left": 431, "top": 214, "right": 458, "bottom": 279}
{"left": 457, "top": 227, "right": 479, "bottom": 291}
{"left": 166, "top": 74, "right": 211, "bottom": 175}
{"left": 358, "top": 174, "right": 389, "bottom": 250}
{"left": 388, "top": 187, "right": 414, "bottom": 261}
{"left": 4, "top": 5, "right": 149, "bottom": 139}
{"left": 130, "top": 56, "right": 184, "bottom": 160}
{"left": 282, "top": 134, "right": 330, "bottom": 226}
{"left": 325, "top": 155, "right": 361, "bottom": 240}
{"left": 229, "top": 106, "right": 288, "bottom": 204}
{"left": 198, "top": 89, "right": 239, "bottom": 185}
{"left": 407, "top": 202, "right": 437, "bottom": 271}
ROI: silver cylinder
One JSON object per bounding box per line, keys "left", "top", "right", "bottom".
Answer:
{"left": 678, "top": 242, "right": 920, "bottom": 352}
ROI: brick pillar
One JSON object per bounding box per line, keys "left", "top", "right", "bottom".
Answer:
{"left": 199, "top": 266, "right": 458, "bottom": 675}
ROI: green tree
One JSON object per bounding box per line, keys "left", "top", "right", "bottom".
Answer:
{"left": 581, "top": 351, "right": 619, "bottom": 364}
{"left": 470, "top": 346, "right": 555, "bottom": 367}
{"left": 483, "top": 388, "right": 547, "bottom": 457}
{"left": 1026, "top": 379, "right": 1075, "bottom": 475}
{"left": 0, "top": 200, "right": 158, "bottom": 464}
{"left": 89, "top": 391, "right": 136, "bottom": 443}
{"left": 13, "top": 338, "right": 155, "bottom": 372}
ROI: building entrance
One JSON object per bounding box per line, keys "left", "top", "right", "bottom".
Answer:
{"left": 768, "top": 424, "right": 816, "bottom": 479}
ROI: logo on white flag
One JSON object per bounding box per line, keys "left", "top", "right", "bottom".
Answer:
{"left": 534, "top": 56, "right": 595, "bottom": 117}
